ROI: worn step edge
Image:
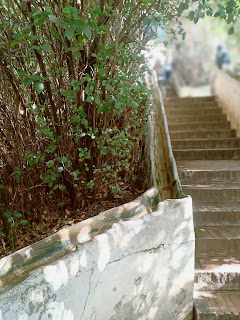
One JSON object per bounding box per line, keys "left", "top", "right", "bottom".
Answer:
{"left": 168, "top": 114, "right": 226, "bottom": 123}
{"left": 194, "top": 290, "right": 240, "bottom": 318}
{"left": 169, "top": 122, "right": 231, "bottom": 130}
{"left": 166, "top": 109, "right": 222, "bottom": 116}
{"left": 195, "top": 256, "right": 240, "bottom": 291}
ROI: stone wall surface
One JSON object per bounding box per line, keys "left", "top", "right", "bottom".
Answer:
{"left": 212, "top": 70, "right": 240, "bottom": 137}
{"left": 0, "top": 189, "right": 194, "bottom": 320}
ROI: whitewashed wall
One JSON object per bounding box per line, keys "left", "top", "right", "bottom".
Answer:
{"left": 0, "top": 188, "right": 194, "bottom": 320}
{"left": 212, "top": 70, "right": 240, "bottom": 137}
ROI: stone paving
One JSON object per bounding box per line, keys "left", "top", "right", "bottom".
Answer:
{"left": 164, "top": 96, "right": 240, "bottom": 319}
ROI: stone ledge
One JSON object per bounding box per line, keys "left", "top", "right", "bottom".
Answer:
{"left": 0, "top": 187, "right": 159, "bottom": 293}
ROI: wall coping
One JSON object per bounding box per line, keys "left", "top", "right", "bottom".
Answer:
{"left": 0, "top": 187, "right": 159, "bottom": 293}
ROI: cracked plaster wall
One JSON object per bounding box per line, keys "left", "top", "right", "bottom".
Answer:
{"left": 0, "top": 193, "right": 194, "bottom": 320}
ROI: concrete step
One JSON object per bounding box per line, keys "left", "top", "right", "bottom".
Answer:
{"left": 194, "top": 291, "right": 240, "bottom": 319}
{"left": 165, "top": 102, "right": 219, "bottom": 112}
{"left": 183, "top": 183, "right": 240, "bottom": 201}
{"left": 193, "top": 202, "right": 240, "bottom": 226}
{"left": 167, "top": 113, "right": 226, "bottom": 123}
{"left": 173, "top": 148, "right": 240, "bottom": 161}
{"left": 195, "top": 226, "right": 240, "bottom": 255}
{"left": 178, "top": 160, "right": 240, "bottom": 184}
{"left": 164, "top": 96, "right": 216, "bottom": 105}
{"left": 170, "top": 129, "right": 236, "bottom": 140}
{"left": 195, "top": 256, "right": 240, "bottom": 291}
{"left": 172, "top": 138, "right": 240, "bottom": 150}
{"left": 169, "top": 121, "right": 230, "bottom": 131}
{"left": 166, "top": 107, "right": 222, "bottom": 116}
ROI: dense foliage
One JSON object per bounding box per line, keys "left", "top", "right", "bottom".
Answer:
{"left": 0, "top": 0, "right": 239, "bottom": 248}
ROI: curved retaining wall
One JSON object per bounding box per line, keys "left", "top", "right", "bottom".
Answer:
{"left": 0, "top": 189, "right": 194, "bottom": 320}
{"left": 212, "top": 70, "right": 240, "bottom": 137}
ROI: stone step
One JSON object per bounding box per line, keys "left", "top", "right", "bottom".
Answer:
{"left": 195, "top": 256, "right": 240, "bottom": 291}
{"left": 164, "top": 96, "right": 216, "bottom": 105}
{"left": 173, "top": 148, "right": 240, "bottom": 161}
{"left": 183, "top": 183, "right": 240, "bottom": 201}
{"left": 178, "top": 160, "right": 240, "bottom": 184}
{"left": 165, "top": 102, "right": 219, "bottom": 111}
{"left": 195, "top": 226, "right": 240, "bottom": 255}
{"left": 170, "top": 129, "right": 236, "bottom": 140}
{"left": 167, "top": 113, "right": 226, "bottom": 123}
{"left": 172, "top": 138, "right": 240, "bottom": 150}
{"left": 169, "top": 121, "right": 230, "bottom": 131}
{"left": 168, "top": 121, "right": 231, "bottom": 132}
{"left": 166, "top": 107, "right": 222, "bottom": 116}
{"left": 194, "top": 291, "right": 240, "bottom": 319}
{"left": 193, "top": 202, "right": 240, "bottom": 226}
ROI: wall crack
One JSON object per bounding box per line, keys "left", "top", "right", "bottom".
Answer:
{"left": 107, "top": 239, "right": 193, "bottom": 266}
{"left": 80, "top": 268, "right": 94, "bottom": 320}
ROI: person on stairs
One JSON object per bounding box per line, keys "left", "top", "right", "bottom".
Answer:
{"left": 216, "top": 45, "right": 232, "bottom": 71}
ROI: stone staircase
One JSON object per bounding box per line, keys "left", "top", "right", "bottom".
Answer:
{"left": 164, "top": 96, "right": 240, "bottom": 319}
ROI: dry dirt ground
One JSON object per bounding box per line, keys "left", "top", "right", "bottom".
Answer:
{"left": 0, "top": 185, "right": 145, "bottom": 259}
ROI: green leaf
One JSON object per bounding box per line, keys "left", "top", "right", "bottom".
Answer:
{"left": 59, "top": 185, "right": 66, "bottom": 191}
{"left": 74, "top": 52, "right": 81, "bottom": 58}
{"left": 18, "top": 71, "right": 29, "bottom": 78}
{"left": 10, "top": 39, "right": 21, "bottom": 48}
{"left": 46, "top": 160, "right": 54, "bottom": 168}
{"left": 84, "top": 26, "right": 92, "bottom": 39}
{"left": 71, "top": 115, "right": 81, "bottom": 123}
{"left": 198, "top": 11, "right": 205, "bottom": 19}
{"left": 81, "top": 118, "right": 88, "bottom": 128}
{"left": 13, "top": 33, "right": 24, "bottom": 39}
{"left": 62, "top": 7, "right": 71, "bottom": 15}
{"left": 14, "top": 212, "right": 22, "bottom": 218}
{"left": 40, "top": 44, "right": 51, "bottom": 52}
{"left": 87, "top": 180, "right": 94, "bottom": 189}
{"left": 19, "top": 220, "right": 28, "bottom": 226}
{"left": 99, "top": 68, "right": 105, "bottom": 77}
{"left": 35, "top": 83, "right": 44, "bottom": 94}
{"left": 188, "top": 11, "right": 195, "bottom": 21}
{"left": 178, "top": 3, "right": 185, "bottom": 14}
{"left": 151, "top": 20, "right": 158, "bottom": 32}
{"left": 194, "top": 16, "right": 199, "bottom": 24}
{"left": 87, "top": 96, "right": 94, "bottom": 102}
{"left": 167, "top": 12, "right": 172, "bottom": 20}
{"left": 100, "top": 148, "right": 108, "bottom": 155}
{"left": 143, "top": 15, "right": 153, "bottom": 26}
{"left": 228, "top": 26, "right": 234, "bottom": 35}
{"left": 24, "top": 78, "right": 33, "bottom": 85}
{"left": 95, "top": 97, "right": 101, "bottom": 105}
{"left": 46, "top": 145, "right": 56, "bottom": 153}
{"left": 32, "top": 45, "right": 41, "bottom": 51}
{"left": 49, "top": 15, "right": 59, "bottom": 23}
{"left": 65, "top": 160, "right": 72, "bottom": 168}
{"left": 65, "top": 27, "right": 74, "bottom": 40}
{"left": 57, "top": 166, "right": 64, "bottom": 173}
{"left": 5, "top": 212, "right": 11, "bottom": 219}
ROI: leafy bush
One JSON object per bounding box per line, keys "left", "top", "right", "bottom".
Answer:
{"left": 0, "top": 1, "right": 152, "bottom": 237}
